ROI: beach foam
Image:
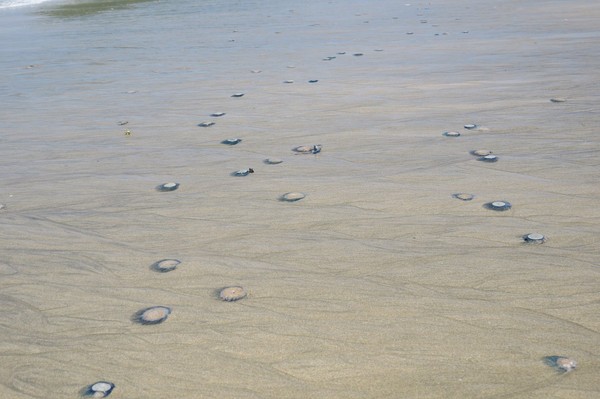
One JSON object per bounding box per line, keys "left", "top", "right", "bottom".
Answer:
{"left": 0, "top": 0, "right": 55, "bottom": 9}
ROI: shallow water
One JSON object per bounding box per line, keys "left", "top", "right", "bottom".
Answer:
{"left": 1, "top": 0, "right": 599, "bottom": 397}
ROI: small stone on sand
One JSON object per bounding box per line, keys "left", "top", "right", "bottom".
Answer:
{"left": 485, "top": 201, "right": 512, "bottom": 211}
{"left": 157, "top": 182, "right": 179, "bottom": 192}
{"left": 281, "top": 192, "right": 305, "bottom": 202}
{"left": 222, "top": 138, "right": 242, "bottom": 145}
{"left": 135, "top": 306, "right": 171, "bottom": 325}
{"left": 524, "top": 233, "right": 546, "bottom": 244}
{"left": 219, "top": 286, "right": 247, "bottom": 302}
{"left": 85, "top": 381, "right": 115, "bottom": 398}
{"left": 453, "top": 193, "right": 474, "bottom": 201}
{"left": 544, "top": 356, "right": 577, "bottom": 373}
{"left": 152, "top": 259, "right": 181, "bottom": 272}
{"left": 443, "top": 131, "right": 460, "bottom": 137}
{"left": 293, "top": 145, "right": 321, "bottom": 154}
{"left": 232, "top": 168, "right": 254, "bottom": 176}
{"left": 471, "top": 149, "right": 493, "bottom": 156}
{"left": 478, "top": 154, "right": 498, "bottom": 163}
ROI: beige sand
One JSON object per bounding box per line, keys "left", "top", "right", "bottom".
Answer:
{"left": 1, "top": 0, "right": 599, "bottom": 397}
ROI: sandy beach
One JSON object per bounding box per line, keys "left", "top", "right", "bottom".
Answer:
{"left": 1, "top": 0, "right": 599, "bottom": 397}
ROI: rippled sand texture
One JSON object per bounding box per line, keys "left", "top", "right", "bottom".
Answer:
{"left": 1, "top": 0, "right": 599, "bottom": 397}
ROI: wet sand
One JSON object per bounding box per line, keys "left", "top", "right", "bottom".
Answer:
{"left": 1, "top": 0, "right": 599, "bottom": 397}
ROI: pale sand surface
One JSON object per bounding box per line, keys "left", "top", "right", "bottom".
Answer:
{"left": 1, "top": 0, "right": 599, "bottom": 397}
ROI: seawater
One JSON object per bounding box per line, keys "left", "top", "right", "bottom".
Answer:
{"left": 1, "top": 0, "right": 599, "bottom": 398}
